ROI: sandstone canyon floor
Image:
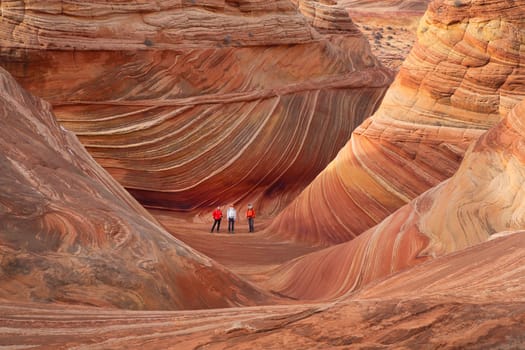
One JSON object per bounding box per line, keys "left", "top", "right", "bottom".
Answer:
{"left": 2, "top": 231, "right": 524, "bottom": 349}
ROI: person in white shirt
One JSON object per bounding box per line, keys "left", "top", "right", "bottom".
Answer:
{"left": 227, "top": 205, "right": 237, "bottom": 234}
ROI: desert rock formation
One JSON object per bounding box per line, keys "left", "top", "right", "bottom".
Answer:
{"left": 0, "top": 66, "right": 271, "bottom": 310}
{"left": 0, "top": 0, "right": 392, "bottom": 218}
{"left": 266, "top": 96, "right": 525, "bottom": 301}
{"left": 0, "top": 0, "right": 524, "bottom": 348}
{"left": 270, "top": 0, "right": 525, "bottom": 246}
{"left": 255, "top": 232, "right": 525, "bottom": 349}
{"left": 340, "top": 0, "right": 428, "bottom": 11}
{"left": 339, "top": 0, "right": 430, "bottom": 70}
{"left": 2, "top": 232, "right": 523, "bottom": 348}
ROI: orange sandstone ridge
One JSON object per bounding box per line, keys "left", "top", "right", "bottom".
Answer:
{"left": 0, "top": 67, "right": 272, "bottom": 310}
{"left": 339, "top": 0, "right": 429, "bottom": 12}
{"left": 269, "top": 0, "right": 525, "bottom": 246}
{"left": 265, "top": 96, "right": 525, "bottom": 301}
{"left": 0, "top": 0, "right": 393, "bottom": 218}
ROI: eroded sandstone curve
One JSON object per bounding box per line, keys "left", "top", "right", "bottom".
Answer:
{"left": 0, "top": 0, "right": 392, "bottom": 218}
{"left": 265, "top": 96, "right": 525, "bottom": 301}
{"left": 1, "top": 232, "right": 523, "bottom": 348}
{"left": 269, "top": 0, "right": 525, "bottom": 245}
{"left": 255, "top": 232, "right": 525, "bottom": 349}
{"left": 0, "top": 66, "right": 272, "bottom": 310}
{"left": 339, "top": 0, "right": 429, "bottom": 12}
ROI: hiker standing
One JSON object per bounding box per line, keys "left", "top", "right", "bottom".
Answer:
{"left": 246, "top": 204, "right": 256, "bottom": 233}
{"left": 227, "top": 205, "right": 236, "bottom": 233}
{"left": 210, "top": 206, "right": 223, "bottom": 233}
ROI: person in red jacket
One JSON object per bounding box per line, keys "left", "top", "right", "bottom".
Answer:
{"left": 210, "top": 206, "right": 223, "bottom": 233}
{"left": 246, "top": 204, "right": 256, "bottom": 233}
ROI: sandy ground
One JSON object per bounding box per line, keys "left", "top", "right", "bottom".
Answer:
{"left": 348, "top": 10, "right": 423, "bottom": 71}
{"left": 151, "top": 209, "right": 321, "bottom": 285}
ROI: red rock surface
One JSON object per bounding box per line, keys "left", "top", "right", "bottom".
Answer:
{"left": 266, "top": 96, "right": 525, "bottom": 301}
{"left": 269, "top": 0, "right": 525, "bottom": 246}
{"left": 0, "top": 0, "right": 524, "bottom": 349}
{"left": 0, "top": 0, "right": 392, "bottom": 218}
{"left": 0, "top": 66, "right": 272, "bottom": 310}
{"left": 340, "top": 0, "right": 428, "bottom": 11}
{"left": 1, "top": 233, "right": 523, "bottom": 348}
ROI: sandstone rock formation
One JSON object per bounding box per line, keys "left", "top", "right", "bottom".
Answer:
{"left": 0, "top": 0, "right": 524, "bottom": 348}
{"left": 269, "top": 0, "right": 525, "bottom": 246}
{"left": 339, "top": 0, "right": 429, "bottom": 12}
{"left": 2, "top": 232, "right": 523, "bottom": 348}
{"left": 0, "top": 0, "right": 392, "bottom": 218}
{"left": 0, "top": 66, "right": 272, "bottom": 310}
{"left": 266, "top": 96, "right": 525, "bottom": 300}
{"left": 293, "top": 0, "right": 362, "bottom": 34}
{"left": 254, "top": 232, "right": 525, "bottom": 349}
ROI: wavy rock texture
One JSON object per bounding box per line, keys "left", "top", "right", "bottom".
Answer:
{"left": 293, "top": 0, "right": 362, "bottom": 34}
{"left": 339, "top": 0, "right": 429, "bottom": 12}
{"left": 2, "top": 232, "right": 523, "bottom": 349}
{"left": 265, "top": 96, "right": 525, "bottom": 301}
{"left": 269, "top": 0, "right": 525, "bottom": 245}
{"left": 259, "top": 232, "right": 525, "bottom": 350}
{"left": 0, "top": 0, "right": 392, "bottom": 218}
{"left": 0, "top": 67, "right": 272, "bottom": 310}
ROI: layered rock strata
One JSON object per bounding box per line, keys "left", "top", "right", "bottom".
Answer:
{"left": 2, "top": 232, "right": 523, "bottom": 348}
{"left": 266, "top": 96, "right": 525, "bottom": 300}
{"left": 0, "top": 0, "right": 392, "bottom": 217}
{"left": 339, "top": 0, "right": 429, "bottom": 12}
{"left": 0, "top": 67, "right": 271, "bottom": 310}
{"left": 293, "top": 0, "right": 362, "bottom": 34}
{"left": 269, "top": 0, "right": 525, "bottom": 245}
{"left": 256, "top": 232, "right": 525, "bottom": 349}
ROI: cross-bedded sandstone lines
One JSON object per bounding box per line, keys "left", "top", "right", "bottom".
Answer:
{"left": 0, "top": 1, "right": 316, "bottom": 49}
{"left": 0, "top": 0, "right": 393, "bottom": 218}
{"left": 255, "top": 232, "right": 525, "bottom": 349}
{"left": 269, "top": 0, "right": 525, "bottom": 246}
{"left": 1, "top": 1, "right": 525, "bottom": 348}
{"left": 1, "top": 232, "right": 523, "bottom": 349}
{"left": 339, "top": 0, "right": 429, "bottom": 12}
{"left": 0, "top": 67, "right": 273, "bottom": 310}
{"left": 265, "top": 96, "right": 525, "bottom": 301}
